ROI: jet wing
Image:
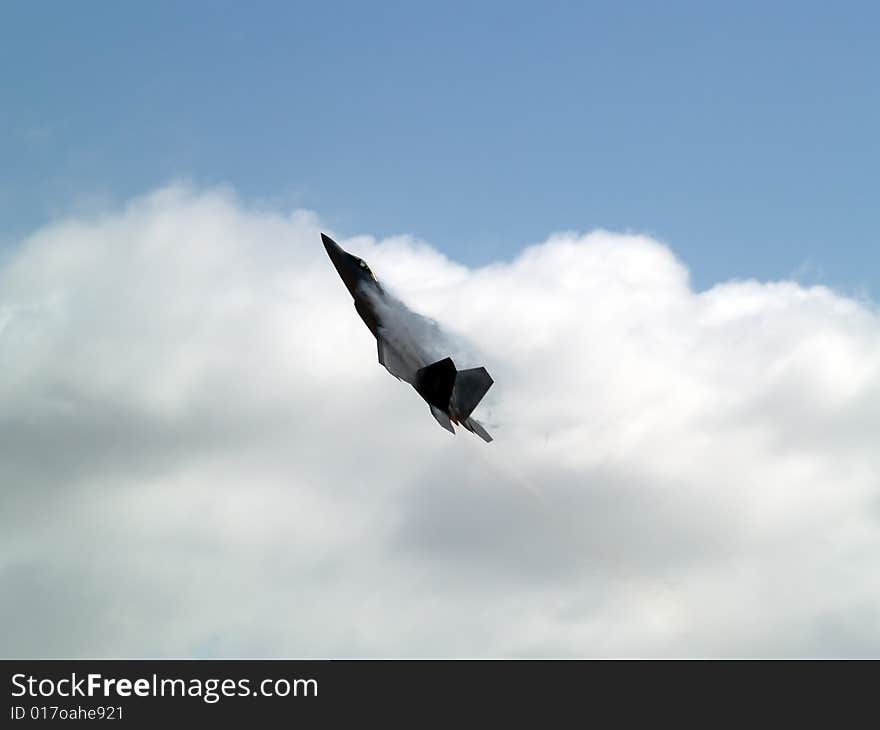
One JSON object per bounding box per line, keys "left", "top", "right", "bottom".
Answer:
{"left": 377, "top": 335, "right": 408, "bottom": 381}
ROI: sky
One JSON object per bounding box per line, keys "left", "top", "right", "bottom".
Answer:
{"left": 2, "top": 1, "right": 878, "bottom": 291}
{"left": 2, "top": 4, "right": 880, "bottom": 658}
{"left": 3, "top": 187, "right": 880, "bottom": 657}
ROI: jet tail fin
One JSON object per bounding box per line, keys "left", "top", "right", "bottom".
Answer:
{"left": 419, "top": 358, "right": 494, "bottom": 442}
{"left": 415, "top": 357, "right": 457, "bottom": 411}
{"left": 451, "top": 366, "right": 494, "bottom": 421}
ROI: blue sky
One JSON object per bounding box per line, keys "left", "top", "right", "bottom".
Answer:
{"left": 2, "top": 1, "right": 877, "bottom": 292}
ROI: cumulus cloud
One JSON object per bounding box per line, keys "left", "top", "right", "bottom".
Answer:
{"left": 2, "top": 185, "right": 880, "bottom": 657}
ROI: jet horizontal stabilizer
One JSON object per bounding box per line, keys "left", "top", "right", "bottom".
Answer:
{"left": 462, "top": 416, "right": 492, "bottom": 443}
{"left": 430, "top": 404, "right": 455, "bottom": 434}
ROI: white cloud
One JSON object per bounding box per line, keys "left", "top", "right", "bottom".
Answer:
{"left": 2, "top": 184, "right": 880, "bottom": 657}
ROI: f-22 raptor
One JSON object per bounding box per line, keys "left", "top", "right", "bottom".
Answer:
{"left": 322, "top": 233, "right": 493, "bottom": 442}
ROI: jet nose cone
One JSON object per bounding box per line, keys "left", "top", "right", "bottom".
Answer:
{"left": 321, "top": 232, "right": 342, "bottom": 256}
{"left": 321, "top": 232, "right": 358, "bottom": 294}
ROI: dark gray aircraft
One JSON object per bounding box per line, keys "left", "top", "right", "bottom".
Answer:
{"left": 322, "top": 233, "right": 494, "bottom": 442}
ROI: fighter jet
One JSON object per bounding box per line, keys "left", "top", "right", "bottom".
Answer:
{"left": 322, "top": 233, "right": 493, "bottom": 442}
